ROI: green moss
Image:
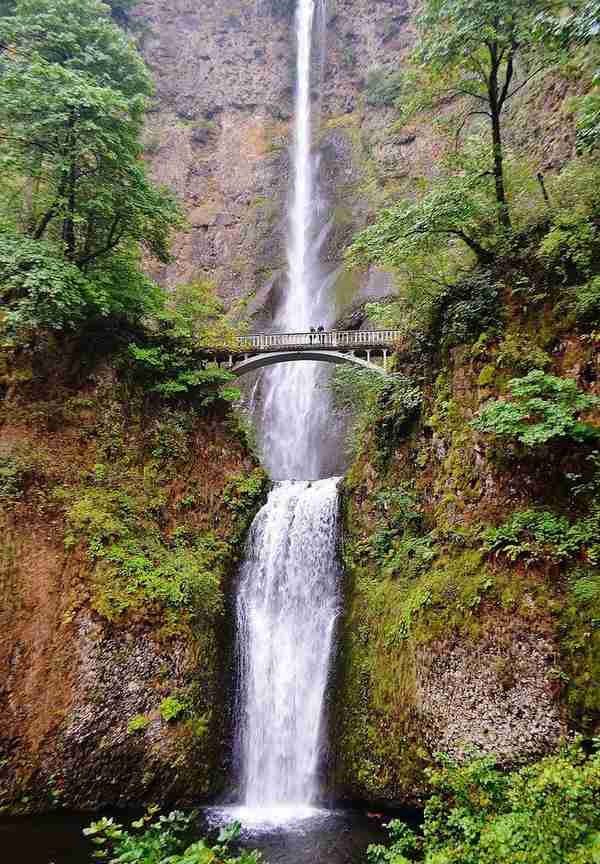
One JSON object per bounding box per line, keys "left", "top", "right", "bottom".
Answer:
{"left": 561, "top": 567, "right": 600, "bottom": 735}
{"left": 478, "top": 363, "right": 495, "bottom": 387}
{"left": 127, "top": 714, "right": 150, "bottom": 734}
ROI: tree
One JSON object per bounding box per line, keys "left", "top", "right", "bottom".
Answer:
{"left": 0, "top": 0, "right": 181, "bottom": 271}
{"left": 415, "top": 0, "right": 562, "bottom": 230}
{"left": 347, "top": 172, "right": 496, "bottom": 270}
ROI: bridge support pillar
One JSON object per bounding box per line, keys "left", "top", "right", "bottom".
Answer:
{"left": 228, "top": 355, "right": 233, "bottom": 368}
{"left": 383, "top": 349, "right": 388, "bottom": 371}
{"left": 366, "top": 349, "right": 371, "bottom": 363}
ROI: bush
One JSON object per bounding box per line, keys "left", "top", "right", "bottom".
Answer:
{"left": 159, "top": 696, "right": 186, "bottom": 723}
{"left": 493, "top": 334, "right": 551, "bottom": 373}
{"left": 0, "top": 449, "right": 28, "bottom": 501}
{"left": 539, "top": 212, "right": 600, "bottom": 280}
{"left": 434, "top": 273, "right": 503, "bottom": 352}
{"left": 472, "top": 370, "right": 599, "bottom": 447}
{"left": 573, "top": 276, "right": 600, "bottom": 325}
{"left": 366, "top": 742, "right": 600, "bottom": 864}
{"left": 84, "top": 810, "right": 261, "bottom": 864}
{"left": 365, "top": 68, "right": 405, "bottom": 107}
{"left": 375, "top": 376, "right": 423, "bottom": 453}
{"left": 485, "top": 508, "right": 600, "bottom": 566}
{"left": 127, "top": 714, "right": 150, "bottom": 734}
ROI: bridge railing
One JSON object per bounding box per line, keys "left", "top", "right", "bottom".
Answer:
{"left": 237, "top": 330, "right": 403, "bottom": 351}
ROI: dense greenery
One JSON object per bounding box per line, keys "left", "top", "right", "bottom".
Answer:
{"left": 0, "top": 0, "right": 245, "bottom": 409}
{"left": 472, "top": 371, "right": 600, "bottom": 447}
{"left": 367, "top": 743, "right": 600, "bottom": 864}
{"left": 0, "top": 0, "right": 183, "bottom": 343}
{"left": 84, "top": 811, "right": 260, "bottom": 864}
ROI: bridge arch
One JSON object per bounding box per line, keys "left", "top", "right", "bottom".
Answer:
{"left": 231, "top": 349, "right": 388, "bottom": 377}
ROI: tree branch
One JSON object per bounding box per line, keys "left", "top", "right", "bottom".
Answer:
{"left": 78, "top": 217, "right": 123, "bottom": 267}
{"left": 498, "top": 48, "right": 516, "bottom": 110}
{"left": 505, "top": 66, "right": 548, "bottom": 102}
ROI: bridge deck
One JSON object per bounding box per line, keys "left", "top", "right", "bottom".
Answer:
{"left": 237, "top": 329, "right": 402, "bottom": 353}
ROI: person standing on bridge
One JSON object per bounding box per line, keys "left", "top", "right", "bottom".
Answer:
{"left": 309, "top": 327, "right": 316, "bottom": 344}
{"left": 317, "top": 325, "right": 325, "bottom": 345}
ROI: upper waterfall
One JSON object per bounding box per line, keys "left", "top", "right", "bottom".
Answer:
{"left": 260, "top": 0, "right": 334, "bottom": 482}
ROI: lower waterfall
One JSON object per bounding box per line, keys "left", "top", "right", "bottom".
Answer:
{"left": 236, "top": 478, "right": 342, "bottom": 815}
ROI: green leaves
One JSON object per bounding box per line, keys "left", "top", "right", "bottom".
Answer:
{"left": 83, "top": 810, "right": 260, "bottom": 864}
{"left": 0, "top": 0, "right": 182, "bottom": 341}
{"left": 368, "top": 743, "right": 600, "bottom": 864}
{"left": 485, "top": 508, "right": 600, "bottom": 565}
{"left": 347, "top": 174, "right": 495, "bottom": 271}
{"left": 472, "top": 370, "right": 600, "bottom": 447}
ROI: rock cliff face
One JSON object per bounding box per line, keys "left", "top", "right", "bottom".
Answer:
{"left": 136, "top": 0, "right": 417, "bottom": 322}
{"left": 136, "top": 0, "right": 578, "bottom": 325}
{"left": 0, "top": 343, "right": 267, "bottom": 812}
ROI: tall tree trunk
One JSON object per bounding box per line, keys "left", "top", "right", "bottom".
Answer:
{"left": 488, "top": 42, "right": 512, "bottom": 232}
{"left": 491, "top": 109, "right": 511, "bottom": 230}
{"left": 62, "top": 111, "right": 77, "bottom": 261}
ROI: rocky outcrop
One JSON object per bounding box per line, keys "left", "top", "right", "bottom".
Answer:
{"left": 0, "top": 353, "right": 266, "bottom": 812}
{"left": 136, "top": 0, "right": 579, "bottom": 326}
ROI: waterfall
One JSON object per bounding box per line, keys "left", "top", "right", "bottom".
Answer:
{"left": 236, "top": 479, "right": 341, "bottom": 812}
{"left": 260, "top": 0, "right": 331, "bottom": 482}
{"left": 234, "top": 0, "right": 341, "bottom": 820}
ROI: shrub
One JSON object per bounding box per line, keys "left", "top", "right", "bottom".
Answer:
{"left": 493, "top": 334, "right": 552, "bottom": 373}
{"left": 539, "top": 212, "right": 600, "bottom": 280}
{"left": 485, "top": 508, "right": 600, "bottom": 566}
{"left": 366, "top": 742, "right": 600, "bottom": 864}
{"left": 159, "top": 696, "right": 186, "bottom": 723}
{"left": 375, "top": 376, "right": 423, "bottom": 453}
{"left": 84, "top": 810, "right": 260, "bottom": 864}
{"left": 127, "top": 714, "right": 150, "bottom": 734}
{"left": 0, "top": 449, "right": 28, "bottom": 501}
{"left": 365, "top": 68, "right": 405, "bottom": 107}
{"left": 573, "top": 275, "right": 600, "bottom": 325}
{"left": 434, "top": 273, "right": 503, "bottom": 352}
{"left": 472, "top": 370, "right": 599, "bottom": 447}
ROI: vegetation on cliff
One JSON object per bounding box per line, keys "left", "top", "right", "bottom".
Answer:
{"left": 367, "top": 741, "right": 600, "bottom": 864}
{"left": 335, "top": 0, "right": 600, "bottom": 807}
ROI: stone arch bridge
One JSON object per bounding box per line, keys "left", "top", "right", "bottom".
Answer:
{"left": 209, "top": 330, "right": 402, "bottom": 377}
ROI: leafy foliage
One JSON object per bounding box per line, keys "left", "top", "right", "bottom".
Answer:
{"left": 0, "top": 231, "right": 162, "bottom": 343}
{"left": 473, "top": 371, "right": 599, "bottom": 447}
{"left": 84, "top": 810, "right": 261, "bottom": 864}
{"left": 366, "top": 742, "right": 600, "bottom": 864}
{"left": 159, "top": 696, "right": 186, "bottom": 723}
{"left": 365, "top": 68, "right": 405, "bottom": 107}
{"left": 0, "top": 0, "right": 182, "bottom": 344}
{"left": 375, "top": 376, "right": 423, "bottom": 454}
{"left": 0, "top": 0, "right": 182, "bottom": 264}
{"left": 573, "top": 276, "right": 600, "bottom": 325}
{"left": 485, "top": 508, "right": 600, "bottom": 566}
{"left": 127, "top": 714, "right": 150, "bottom": 734}
{"left": 126, "top": 282, "right": 244, "bottom": 405}
{"left": 347, "top": 174, "right": 496, "bottom": 270}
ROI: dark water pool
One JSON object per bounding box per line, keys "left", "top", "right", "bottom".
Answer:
{"left": 0, "top": 806, "right": 399, "bottom": 864}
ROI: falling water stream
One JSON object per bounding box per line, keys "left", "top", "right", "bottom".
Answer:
{"left": 233, "top": 0, "right": 342, "bottom": 825}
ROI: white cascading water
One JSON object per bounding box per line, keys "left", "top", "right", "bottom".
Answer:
{"left": 236, "top": 478, "right": 341, "bottom": 813}
{"left": 260, "top": 0, "right": 330, "bottom": 482}
{"left": 234, "top": 0, "right": 342, "bottom": 820}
